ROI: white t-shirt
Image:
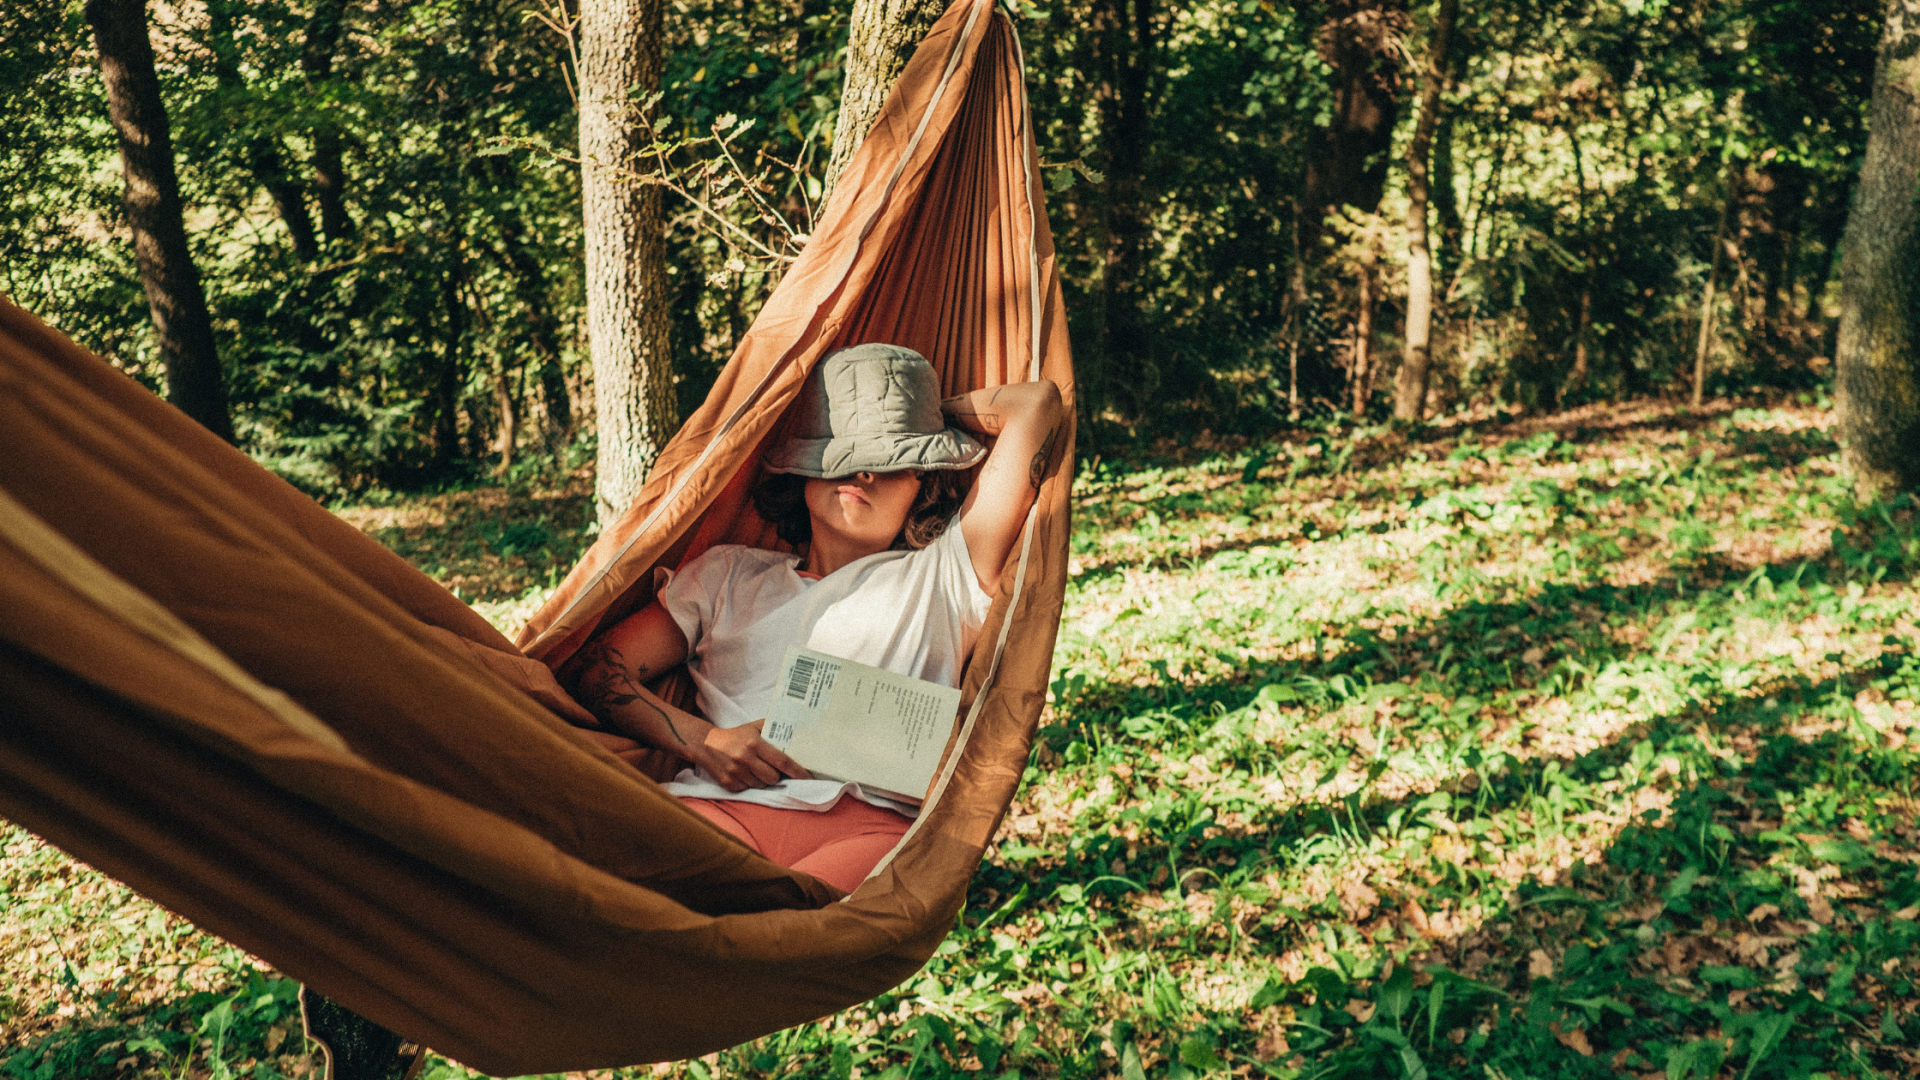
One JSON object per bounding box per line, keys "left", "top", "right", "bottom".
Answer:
{"left": 656, "top": 513, "right": 993, "bottom": 813}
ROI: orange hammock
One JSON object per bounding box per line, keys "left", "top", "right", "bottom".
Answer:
{"left": 0, "top": 0, "right": 1073, "bottom": 1073}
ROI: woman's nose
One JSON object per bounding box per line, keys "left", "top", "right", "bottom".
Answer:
{"left": 855, "top": 471, "right": 875, "bottom": 483}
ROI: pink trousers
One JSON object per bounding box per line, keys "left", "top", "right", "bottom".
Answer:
{"left": 680, "top": 796, "right": 912, "bottom": 893}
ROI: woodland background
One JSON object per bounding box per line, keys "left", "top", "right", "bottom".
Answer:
{"left": 0, "top": 0, "right": 1883, "bottom": 497}
{"left": 5, "top": 1, "right": 1920, "bottom": 1079}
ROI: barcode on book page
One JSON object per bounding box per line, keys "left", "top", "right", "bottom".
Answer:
{"left": 785, "top": 654, "right": 817, "bottom": 700}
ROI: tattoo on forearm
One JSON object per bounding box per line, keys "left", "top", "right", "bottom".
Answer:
{"left": 942, "top": 394, "right": 1004, "bottom": 433}
{"left": 1029, "top": 423, "right": 1060, "bottom": 491}
{"left": 577, "top": 641, "right": 689, "bottom": 745}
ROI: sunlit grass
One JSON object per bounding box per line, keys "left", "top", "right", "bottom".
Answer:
{"left": 5, "top": 395, "right": 1919, "bottom": 1079}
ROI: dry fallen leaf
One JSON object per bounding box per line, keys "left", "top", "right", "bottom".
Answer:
{"left": 1337, "top": 879, "right": 1379, "bottom": 920}
{"left": 1747, "top": 903, "right": 1780, "bottom": 925}
{"left": 1403, "top": 899, "right": 1436, "bottom": 939}
{"left": 1345, "top": 1000, "right": 1376, "bottom": 1023}
{"left": 1807, "top": 894, "right": 1834, "bottom": 925}
{"left": 1529, "top": 949, "right": 1555, "bottom": 979}
{"left": 1551, "top": 1023, "right": 1594, "bottom": 1056}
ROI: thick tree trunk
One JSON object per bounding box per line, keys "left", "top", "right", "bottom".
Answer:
{"left": 86, "top": 0, "right": 234, "bottom": 442}
{"left": 301, "top": 0, "right": 355, "bottom": 243}
{"left": 1835, "top": 0, "right": 1920, "bottom": 499}
{"left": 821, "top": 0, "right": 949, "bottom": 202}
{"left": 580, "top": 0, "right": 676, "bottom": 523}
{"left": 1392, "top": 0, "right": 1457, "bottom": 422}
{"left": 1298, "top": 0, "right": 1407, "bottom": 249}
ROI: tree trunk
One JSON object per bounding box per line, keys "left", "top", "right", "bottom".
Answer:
{"left": 488, "top": 165, "right": 575, "bottom": 450}
{"left": 1835, "top": 0, "right": 1920, "bottom": 499}
{"left": 1392, "top": 0, "right": 1457, "bottom": 422}
{"left": 432, "top": 242, "right": 467, "bottom": 469}
{"left": 494, "top": 357, "right": 520, "bottom": 475}
{"left": 301, "top": 0, "right": 355, "bottom": 243}
{"left": 1092, "top": 0, "right": 1157, "bottom": 423}
{"left": 1351, "top": 254, "right": 1376, "bottom": 415}
{"left": 206, "top": 0, "right": 320, "bottom": 262}
{"left": 1286, "top": 204, "right": 1307, "bottom": 421}
{"left": 580, "top": 0, "right": 676, "bottom": 523}
{"left": 1298, "top": 0, "right": 1407, "bottom": 250}
{"left": 85, "top": 0, "right": 234, "bottom": 442}
{"left": 821, "top": 0, "right": 949, "bottom": 202}
{"left": 1431, "top": 108, "right": 1464, "bottom": 277}
{"left": 1692, "top": 179, "right": 1735, "bottom": 406}
{"left": 1566, "top": 285, "right": 1592, "bottom": 397}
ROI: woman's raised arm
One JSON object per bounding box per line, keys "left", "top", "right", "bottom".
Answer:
{"left": 942, "top": 379, "right": 1063, "bottom": 593}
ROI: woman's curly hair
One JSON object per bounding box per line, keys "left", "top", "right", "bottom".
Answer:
{"left": 752, "top": 469, "right": 971, "bottom": 551}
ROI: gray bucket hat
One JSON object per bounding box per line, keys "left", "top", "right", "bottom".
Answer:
{"left": 764, "top": 344, "right": 986, "bottom": 477}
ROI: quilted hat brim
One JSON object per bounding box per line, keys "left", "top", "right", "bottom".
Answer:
{"left": 763, "top": 428, "right": 985, "bottom": 478}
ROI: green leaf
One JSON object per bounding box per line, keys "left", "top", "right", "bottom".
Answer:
{"left": 1738, "top": 1013, "right": 1792, "bottom": 1080}
{"left": 1699, "top": 966, "right": 1762, "bottom": 989}
{"left": 1809, "top": 839, "right": 1873, "bottom": 868}
{"left": 1426, "top": 979, "right": 1446, "bottom": 1046}
{"left": 1178, "top": 1036, "right": 1224, "bottom": 1070}
{"left": 1122, "top": 1041, "right": 1147, "bottom": 1080}
{"left": 1379, "top": 965, "right": 1415, "bottom": 1022}
{"left": 1249, "top": 977, "right": 1289, "bottom": 1010}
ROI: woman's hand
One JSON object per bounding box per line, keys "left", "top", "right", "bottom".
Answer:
{"left": 692, "top": 720, "right": 813, "bottom": 791}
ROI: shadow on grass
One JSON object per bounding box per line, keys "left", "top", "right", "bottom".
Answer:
{"left": 975, "top": 629, "right": 1920, "bottom": 1078}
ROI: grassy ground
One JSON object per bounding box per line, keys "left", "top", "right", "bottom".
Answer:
{"left": 5, "top": 395, "right": 1919, "bottom": 1080}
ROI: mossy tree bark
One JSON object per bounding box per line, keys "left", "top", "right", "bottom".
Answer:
{"left": 85, "top": 0, "right": 234, "bottom": 443}
{"left": 821, "top": 0, "right": 950, "bottom": 202}
{"left": 1835, "top": 0, "right": 1920, "bottom": 500}
{"left": 580, "top": 0, "right": 676, "bottom": 523}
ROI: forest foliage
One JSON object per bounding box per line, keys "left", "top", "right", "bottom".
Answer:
{"left": 0, "top": 0, "right": 1885, "bottom": 496}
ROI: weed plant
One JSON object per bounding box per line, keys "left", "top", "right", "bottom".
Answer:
{"left": 3, "top": 397, "right": 1917, "bottom": 1079}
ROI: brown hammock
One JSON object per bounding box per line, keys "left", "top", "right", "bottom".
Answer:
{"left": 0, "top": 0, "right": 1073, "bottom": 1072}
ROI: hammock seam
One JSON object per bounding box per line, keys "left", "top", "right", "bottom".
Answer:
{"left": 0, "top": 485, "right": 354, "bottom": 755}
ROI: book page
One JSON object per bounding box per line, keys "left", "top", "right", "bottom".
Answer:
{"left": 763, "top": 645, "right": 962, "bottom": 803}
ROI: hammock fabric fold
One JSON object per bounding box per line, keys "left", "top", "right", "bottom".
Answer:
{"left": 0, "top": 0, "right": 1073, "bottom": 1072}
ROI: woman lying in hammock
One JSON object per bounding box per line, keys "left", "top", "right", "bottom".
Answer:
{"left": 572, "top": 343, "right": 1063, "bottom": 893}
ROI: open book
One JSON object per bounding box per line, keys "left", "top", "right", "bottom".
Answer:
{"left": 762, "top": 645, "right": 963, "bottom": 805}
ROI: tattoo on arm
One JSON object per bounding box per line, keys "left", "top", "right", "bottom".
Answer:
{"left": 942, "top": 393, "right": 1004, "bottom": 433}
{"left": 1029, "top": 423, "right": 1060, "bottom": 491}
{"left": 577, "top": 641, "right": 690, "bottom": 745}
